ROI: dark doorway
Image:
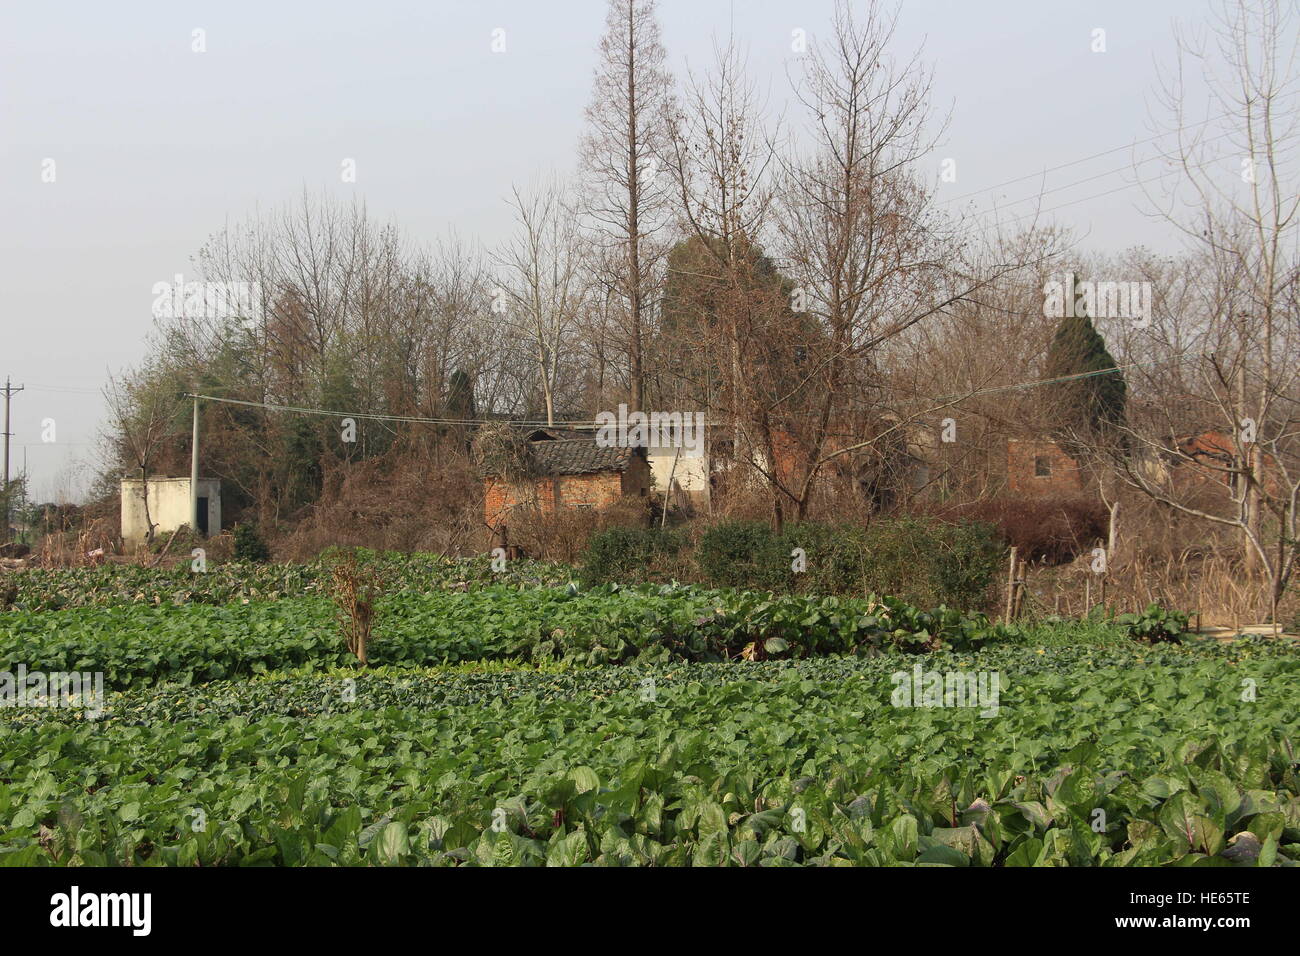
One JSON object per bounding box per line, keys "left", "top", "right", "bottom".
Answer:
{"left": 196, "top": 497, "right": 209, "bottom": 535}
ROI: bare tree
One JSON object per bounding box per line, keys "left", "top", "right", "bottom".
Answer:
{"left": 104, "top": 365, "right": 183, "bottom": 545}
{"left": 1115, "top": 0, "right": 1300, "bottom": 618}
{"left": 775, "top": 0, "right": 1058, "bottom": 521}
{"left": 660, "top": 35, "right": 800, "bottom": 524}
{"left": 496, "top": 177, "right": 590, "bottom": 425}
{"left": 580, "top": 0, "right": 675, "bottom": 413}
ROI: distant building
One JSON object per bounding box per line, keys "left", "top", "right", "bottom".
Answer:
{"left": 120, "top": 477, "right": 220, "bottom": 544}
{"left": 647, "top": 442, "right": 711, "bottom": 511}
{"left": 1006, "top": 439, "right": 1085, "bottom": 496}
{"left": 482, "top": 434, "right": 650, "bottom": 531}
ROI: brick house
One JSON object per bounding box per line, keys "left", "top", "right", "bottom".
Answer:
{"left": 482, "top": 434, "right": 651, "bottom": 531}
{"left": 1006, "top": 438, "right": 1085, "bottom": 496}
{"left": 1157, "top": 430, "right": 1282, "bottom": 498}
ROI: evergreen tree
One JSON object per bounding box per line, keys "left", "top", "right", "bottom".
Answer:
{"left": 445, "top": 369, "right": 476, "bottom": 454}
{"left": 445, "top": 369, "right": 476, "bottom": 421}
{"left": 1042, "top": 275, "right": 1126, "bottom": 454}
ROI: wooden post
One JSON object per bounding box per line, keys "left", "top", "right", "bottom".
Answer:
{"left": 1197, "top": 577, "right": 1203, "bottom": 632}
{"left": 661, "top": 447, "right": 681, "bottom": 529}
{"left": 1004, "top": 547, "right": 1018, "bottom": 625}
{"left": 1085, "top": 576, "right": 1092, "bottom": 613}
{"left": 190, "top": 395, "right": 200, "bottom": 535}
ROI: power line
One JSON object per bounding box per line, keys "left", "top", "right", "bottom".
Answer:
{"left": 957, "top": 127, "right": 1239, "bottom": 217}
{"left": 185, "top": 393, "right": 609, "bottom": 427}
{"left": 24, "top": 383, "right": 103, "bottom": 395}
{"left": 937, "top": 109, "right": 1237, "bottom": 207}
{"left": 187, "top": 351, "right": 1182, "bottom": 430}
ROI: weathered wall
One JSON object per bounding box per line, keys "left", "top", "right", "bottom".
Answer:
{"left": 648, "top": 447, "right": 709, "bottom": 508}
{"left": 484, "top": 470, "right": 643, "bottom": 528}
{"left": 120, "top": 477, "right": 221, "bottom": 543}
{"left": 1006, "top": 440, "right": 1084, "bottom": 496}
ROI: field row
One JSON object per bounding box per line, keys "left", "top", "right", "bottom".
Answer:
{"left": 3, "top": 554, "right": 569, "bottom": 612}
{"left": 2, "top": 644, "right": 1298, "bottom": 866}
{"left": 0, "top": 584, "right": 1014, "bottom": 689}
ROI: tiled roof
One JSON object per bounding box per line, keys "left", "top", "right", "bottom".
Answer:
{"left": 532, "top": 440, "right": 636, "bottom": 475}
{"left": 482, "top": 439, "right": 637, "bottom": 477}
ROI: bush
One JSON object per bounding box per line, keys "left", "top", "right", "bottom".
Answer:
{"left": 580, "top": 526, "right": 687, "bottom": 586}
{"left": 696, "top": 521, "right": 791, "bottom": 591}
{"left": 234, "top": 524, "right": 271, "bottom": 563}
{"left": 147, "top": 524, "right": 201, "bottom": 553}
{"left": 786, "top": 517, "right": 1002, "bottom": 609}
{"left": 930, "top": 496, "right": 1106, "bottom": 565}
{"left": 583, "top": 517, "right": 1005, "bottom": 611}
{"left": 1115, "top": 603, "right": 1187, "bottom": 644}
{"left": 697, "top": 517, "right": 1004, "bottom": 610}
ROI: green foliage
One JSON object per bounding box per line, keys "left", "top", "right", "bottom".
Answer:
{"left": 445, "top": 369, "right": 476, "bottom": 420}
{"left": 1115, "top": 603, "right": 1189, "bottom": 644}
{"left": 659, "top": 236, "right": 820, "bottom": 416}
{"left": 2, "top": 641, "right": 1298, "bottom": 866}
{"left": 4, "top": 553, "right": 572, "bottom": 612}
{"left": 233, "top": 523, "right": 271, "bottom": 563}
{"left": 579, "top": 527, "right": 686, "bottom": 586}
{"left": 1, "top": 554, "right": 1282, "bottom": 869}
{"left": 0, "top": 583, "right": 1013, "bottom": 690}
{"left": 696, "top": 521, "right": 792, "bottom": 591}
{"left": 693, "top": 518, "right": 1004, "bottom": 610}
{"left": 1043, "top": 282, "right": 1126, "bottom": 450}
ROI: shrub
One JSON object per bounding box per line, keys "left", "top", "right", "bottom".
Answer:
{"left": 696, "top": 521, "right": 790, "bottom": 591}
{"left": 585, "top": 516, "right": 1004, "bottom": 611}
{"left": 776, "top": 521, "right": 860, "bottom": 595}
{"left": 926, "top": 519, "right": 1005, "bottom": 611}
{"left": 326, "top": 547, "right": 385, "bottom": 666}
{"left": 701, "top": 516, "right": 1003, "bottom": 610}
{"left": 510, "top": 498, "right": 659, "bottom": 564}
{"left": 930, "top": 496, "right": 1106, "bottom": 565}
{"left": 580, "top": 526, "right": 686, "bottom": 586}
{"left": 149, "top": 524, "right": 204, "bottom": 555}
{"left": 234, "top": 523, "right": 271, "bottom": 563}
{"left": 1115, "top": 603, "right": 1187, "bottom": 644}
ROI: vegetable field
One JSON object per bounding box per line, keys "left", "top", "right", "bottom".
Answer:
{"left": 2, "top": 557, "right": 1298, "bottom": 866}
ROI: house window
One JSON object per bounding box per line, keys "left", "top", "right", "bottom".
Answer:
{"left": 1034, "top": 456, "right": 1052, "bottom": 478}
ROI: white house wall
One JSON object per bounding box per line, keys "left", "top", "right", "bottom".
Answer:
{"left": 120, "top": 478, "right": 221, "bottom": 544}
{"left": 648, "top": 448, "right": 710, "bottom": 508}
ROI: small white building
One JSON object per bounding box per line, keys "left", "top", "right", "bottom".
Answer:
{"left": 120, "top": 477, "right": 221, "bottom": 544}
{"left": 648, "top": 445, "right": 711, "bottom": 511}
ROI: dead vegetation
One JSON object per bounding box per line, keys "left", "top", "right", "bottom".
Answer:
{"left": 327, "top": 548, "right": 384, "bottom": 667}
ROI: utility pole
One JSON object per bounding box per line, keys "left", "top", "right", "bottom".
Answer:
{"left": 2, "top": 377, "right": 25, "bottom": 542}
{"left": 190, "top": 394, "right": 200, "bottom": 534}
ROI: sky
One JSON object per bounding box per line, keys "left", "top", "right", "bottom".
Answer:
{"left": 0, "top": 0, "right": 1221, "bottom": 501}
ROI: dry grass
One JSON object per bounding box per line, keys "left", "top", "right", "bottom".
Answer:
{"left": 506, "top": 497, "right": 654, "bottom": 563}
{"left": 1014, "top": 549, "right": 1293, "bottom": 627}
{"left": 327, "top": 549, "right": 384, "bottom": 667}
{"left": 275, "top": 451, "right": 481, "bottom": 561}
{"left": 33, "top": 517, "right": 118, "bottom": 568}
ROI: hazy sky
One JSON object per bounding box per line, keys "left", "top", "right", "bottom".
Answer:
{"left": 1, "top": 0, "right": 1218, "bottom": 500}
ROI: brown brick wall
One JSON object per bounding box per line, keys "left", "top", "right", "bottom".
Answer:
{"left": 485, "top": 471, "right": 638, "bottom": 527}
{"left": 1007, "top": 439, "right": 1084, "bottom": 496}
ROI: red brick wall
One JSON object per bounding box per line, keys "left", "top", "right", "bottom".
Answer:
{"left": 1007, "top": 440, "right": 1084, "bottom": 496}
{"left": 485, "top": 471, "right": 636, "bottom": 527}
